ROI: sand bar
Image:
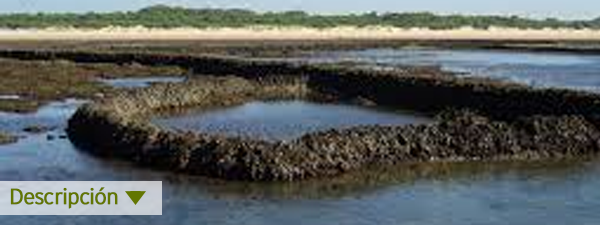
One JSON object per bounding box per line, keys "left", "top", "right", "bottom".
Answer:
{"left": 2, "top": 26, "right": 600, "bottom": 41}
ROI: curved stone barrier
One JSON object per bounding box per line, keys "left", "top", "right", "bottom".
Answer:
{"left": 68, "top": 69, "right": 600, "bottom": 181}
{"left": 4, "top": 49, "right": 600, "bottom": 120}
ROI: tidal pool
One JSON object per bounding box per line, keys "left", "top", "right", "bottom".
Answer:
{"left": 305, "top": 48, "right": 600, "bottom": 93}
{"left": 99, "top": 76, "right": 185, "bottom": 88}
{"left": 152, "top": 100, "right": 431, "bottom": 141}
{"left": 0, "top": 99, "right": 599, "bottom": 224}
{"left": 0, "top": 99, "right": 86, "bottom": 134}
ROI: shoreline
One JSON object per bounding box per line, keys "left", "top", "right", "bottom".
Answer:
{"left": 3, "top": 27, "right": 600, "bottom": 41}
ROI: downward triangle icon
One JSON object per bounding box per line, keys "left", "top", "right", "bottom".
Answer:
{"left": 126, "top": 191, "right": 146, "bottom": 205}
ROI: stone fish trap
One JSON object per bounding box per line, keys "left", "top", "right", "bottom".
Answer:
{"left": 66, "top": 54, "right": 600, "bottom": 181}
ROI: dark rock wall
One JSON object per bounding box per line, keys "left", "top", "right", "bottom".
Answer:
{"left": 7, "top": 49, "right": 597, "bottom": 181}
{"left": 67, "top": 73, "right": 600, "bottom": 181}
{"left": 3, "top": 49, "right": 600, "bottom": 120}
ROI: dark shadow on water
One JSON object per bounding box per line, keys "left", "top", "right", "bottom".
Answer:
{"left": 76, "top": 144, "right": 599, "bottom": 200}
{"left": 3, "top": 134, "right": 600, "bottom": 225}
{"left": 157, "top": 158, "right": 599, "bottom": 200}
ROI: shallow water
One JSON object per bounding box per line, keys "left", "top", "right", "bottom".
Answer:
{"left": 2, "top": 131, "right": 600, "bottom": 224}
{"left": 0, "top": 99, "right": 86, "bottom": 134}
{"left": 2, "top": 54, "right": 600, "bottom": 223}
{"left": 152, "top": 100, "right": 431, "bottom": 141}
{"left": 306, "top": 48, "right": 600, "bottom": 93}
{"left": 0, "top": 98, "right": 598, "bottom": 224}
{"left": 99, "top": 76, "right": 185, "bottom": 88}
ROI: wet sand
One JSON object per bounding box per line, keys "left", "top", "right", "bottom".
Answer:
{"left": 2, "top": 27, "right": 600, "bottom": 41}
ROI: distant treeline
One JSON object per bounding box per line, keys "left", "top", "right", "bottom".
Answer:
{"left": 1, "top": 5, "right": 599, "bottom": 29}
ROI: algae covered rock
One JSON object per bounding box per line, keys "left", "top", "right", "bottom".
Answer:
{"left": 65, "top": 54, "right": 600, "bottom": 181}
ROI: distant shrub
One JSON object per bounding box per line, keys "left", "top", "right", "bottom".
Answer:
{"left": 0, "top": 5, "right": 598, "bottom": 29}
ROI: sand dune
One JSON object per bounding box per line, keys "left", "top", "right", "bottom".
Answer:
{"left": 1, "top": 26, "right": 600, "bottom": 41}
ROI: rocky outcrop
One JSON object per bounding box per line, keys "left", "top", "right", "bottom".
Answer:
{"left": 4, "top": 49, "right": 600, "bottom": 120}
{"left": 68, "top": 68, "right": 600, "bottom": 181}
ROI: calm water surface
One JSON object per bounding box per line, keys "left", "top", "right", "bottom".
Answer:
{"left": 2, "top": 129, "right": 600, "bottom": 224}
{"left": 0, "top": 99, "right": 86, "bottom": 134}
{"left": 307, "top": 48, "right": 600, "bottom": 92}
{"left": 152, "top": 100, "right": 431, "bottom": 141}
{"left": 0, "top": 59, "right": 600, "bottom": 224}
{"left": 99, "top": 76, "right": 185, "bottom": 88}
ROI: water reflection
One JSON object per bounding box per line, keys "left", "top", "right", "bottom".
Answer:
{"left": 307, "top": 48, "right": 600, "bottom": 93}
{"left": 152, "top": 100, "right": 431, "bottom": 142}
{"left": 0, "top": 99, "right": 85, "bottom": 133}
{"left": 163, "top": 158, "right": 597, "bottom": 200}
{"left": 1, "top": 133, "right": 598, "bottom": 225}
{"left": 99, "top": 77, "right": 185, "bottom": 88}
{"left": 0, "top": 94, "right": 599, "bottom": 224}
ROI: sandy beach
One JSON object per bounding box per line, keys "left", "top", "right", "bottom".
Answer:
{"left": 2, "top": 26, "right": 600, "bottom": 41}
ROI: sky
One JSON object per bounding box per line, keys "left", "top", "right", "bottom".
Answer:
{"left": 2, "top": 0, "right": 598, "bottom": 20}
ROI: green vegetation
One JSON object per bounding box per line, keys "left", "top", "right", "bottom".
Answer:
{"left": 0, "top": 58, "right": 185, "bottom": 112}
{"left": 0, "top": 5, "right": 598, "bottom": 29}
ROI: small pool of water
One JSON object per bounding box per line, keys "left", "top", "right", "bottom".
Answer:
{"left": 0, "top": 99, "right": 86, "bottom": 134}
{"left": 99, "top": 76, "right": 185, "bottom": 88}
{"left": 152, "top": 100, "right": 431, "bottom": 142}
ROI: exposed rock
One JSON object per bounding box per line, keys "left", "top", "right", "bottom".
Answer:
{"left": 67, "top": 66, "right": 600, "bottom": 181}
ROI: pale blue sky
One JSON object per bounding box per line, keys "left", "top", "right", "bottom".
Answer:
{"left": 2, "top": 0, "right": 598, "bottom": 19}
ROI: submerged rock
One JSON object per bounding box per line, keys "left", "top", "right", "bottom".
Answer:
{"left": 0, "top": 132, "right": 17, "bottom": 145}
{"left": 23, "top": 125, "right": 54, "bottom": 134}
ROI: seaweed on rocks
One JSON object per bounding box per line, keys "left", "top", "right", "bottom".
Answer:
{"left": 5, "top": 49, "right": 600, "bottom": 119}
{"left": 67, "top": 63, "right": 600, "bottom": 181}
